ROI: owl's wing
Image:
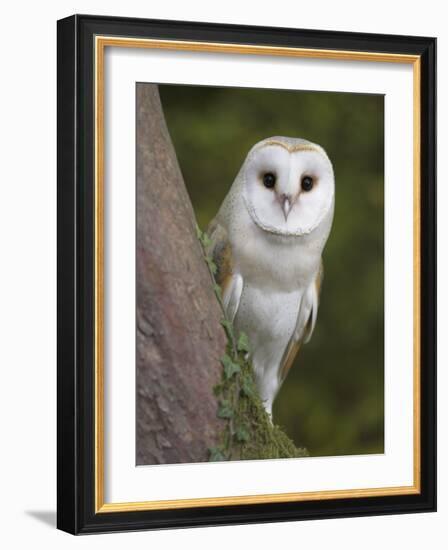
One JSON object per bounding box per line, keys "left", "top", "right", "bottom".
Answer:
{"left": 206, "top": 218, "right": 243, "bottom": 323}
{"left": 279, "top": 262, "right": 324, "bottom": 384}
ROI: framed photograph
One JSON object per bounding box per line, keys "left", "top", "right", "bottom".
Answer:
{"left": 57, "top": 14, "right": 436, "bottom": 534}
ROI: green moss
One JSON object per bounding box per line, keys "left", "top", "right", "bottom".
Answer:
{"left": 197, "top": 225, "right": 308, "bottom": 461}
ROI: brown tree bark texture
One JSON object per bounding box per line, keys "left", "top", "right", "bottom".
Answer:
{"left": 136, "top": 83, "right": 227, "bottom": 465}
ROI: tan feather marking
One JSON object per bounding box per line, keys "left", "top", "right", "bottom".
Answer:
{"left": 215, "top": 242, "right": 233, "bottom": 294}
{"left": 260, "top": 140, "right": 322, "bottom": 155}
{"left": 279, "top": 339, "right": 303, "bottom": 383}
{"left": 316, "top": 261, "right": 324, "bottom": 294}
{"left": 206, "top": 218, "right": 234, "bottom": 294}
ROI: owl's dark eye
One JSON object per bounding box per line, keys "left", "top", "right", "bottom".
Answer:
{"left": 263, "top": 172, "right": 276, "bottom": 189}
{"left": 301, "top": 175, "right": 314, "bottom": 192}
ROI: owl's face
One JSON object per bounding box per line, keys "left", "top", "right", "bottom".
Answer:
{"left": 242, "top": 138, "right": 335, "bottom": 236}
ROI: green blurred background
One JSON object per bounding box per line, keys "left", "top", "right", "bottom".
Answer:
{"left": 159, "top": 85, "right": 384, "bottom": 457}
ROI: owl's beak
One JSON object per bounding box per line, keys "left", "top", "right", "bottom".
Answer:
{"left": 281, "top": 195, "right": 292, "bottom": 221}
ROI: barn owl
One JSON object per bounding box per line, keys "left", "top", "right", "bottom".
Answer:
{"left": 207, "top": 137, "right": 335, "bottom": 417}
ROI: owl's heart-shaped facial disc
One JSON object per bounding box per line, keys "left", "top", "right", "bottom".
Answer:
{"left": 242, "top": 138, "right": 335, "bottom": 237}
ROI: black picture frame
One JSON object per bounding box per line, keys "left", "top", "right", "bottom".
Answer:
{"left": 57, "top": 14, "right": 436, "bottom": 534}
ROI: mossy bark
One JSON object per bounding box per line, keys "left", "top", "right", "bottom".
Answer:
{"left": 136, "top": 83, "right": 227, "bottom": 465}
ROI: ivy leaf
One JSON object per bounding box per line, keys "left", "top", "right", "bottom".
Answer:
{"left": 221, "top": 354, "right": 241, "bottom": 379}
{"left": 240, "top": 379, "right": 256, "bottom": 399}
{"left": 195, "top": 224, "right": 204, "bottom": 241}
{"left": 205, "top": 256, "right": 217, "bottom": 274}
{"left": 217, "top": 400, "right": 234, "bottom": 419}
{"left": 220, "top": 319, "right": 234, "bottom": 340}
{"left": 201, "top": 232, "right": 212, "bottom": 248}
{"left": 208, "top": 447, "right": 227, "bottom": 462}
{"left": 235, "top": 424, "right": 250, "bottom": 442}
{"left": 237, "top": 331, "right": 251, "bottom": 353}
{"left": 225, "top": 361, "right": 240, "bottom": 380}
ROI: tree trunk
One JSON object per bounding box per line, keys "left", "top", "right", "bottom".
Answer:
{"left": 136, "top": 83, "right": 227, "bottom": 465}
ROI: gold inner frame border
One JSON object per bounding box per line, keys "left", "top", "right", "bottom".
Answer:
{"left": 94, "top": 35, "right": 421, "bottom": 514}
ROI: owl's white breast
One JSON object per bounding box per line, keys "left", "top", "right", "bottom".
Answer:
{"left": 234, "top": 283, "right": 302, "bottom": 410}
{"left": 229, "top": 198, "right": 323, "bottom": 292}
{"left": 225, "top": 200, "right": 323, "bottom": 411}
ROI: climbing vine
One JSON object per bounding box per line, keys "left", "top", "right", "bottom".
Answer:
{"left": 196, "top": 225, "right": 308, "bottom": 461}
